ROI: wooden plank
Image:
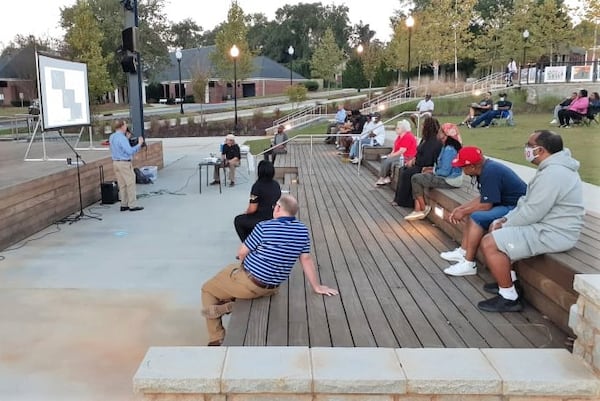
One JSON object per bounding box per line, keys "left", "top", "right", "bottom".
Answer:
{"left": 223, "top": 300, "right": 251, "bottom": 346}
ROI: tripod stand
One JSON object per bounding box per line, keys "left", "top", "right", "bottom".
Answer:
{"left": 58, "top": 130, "right": 102, "bottom": 223}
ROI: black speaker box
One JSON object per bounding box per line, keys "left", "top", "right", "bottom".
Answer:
{"left": 122, "top": 27, "right": 137, "bottom": 52}
{"left": 101, "top": 181, "right": 119, "bottom": 204}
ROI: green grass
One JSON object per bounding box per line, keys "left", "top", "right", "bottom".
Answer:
{"left": 244, "top": 114, "right": 599, "bottom": 185}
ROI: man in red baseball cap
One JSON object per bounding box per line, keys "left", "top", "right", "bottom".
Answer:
{"left": 439, "top": 146, "right": 526, "bottom": 297}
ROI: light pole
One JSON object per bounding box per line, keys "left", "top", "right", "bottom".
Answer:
{"left": 230, "top": 44, "right": 239, "bottom": 133}
{"left": 522, "top": 29, "right": 530, "bottom": 85}
{"left": 288, "top": 45, "right": 294, "bottom": 86}
{"left": 406, "top": 16, "right": 415, "bottom": 94}
{"left": 356, "top": 44, "right": 364, "bottom": 92}
{"left": 175, "top": 48, "right": 184, "bottom": 114}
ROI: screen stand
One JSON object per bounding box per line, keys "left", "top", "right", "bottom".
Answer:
{"left": 74, "top": 126, "right": 109, "bottom": 151}
{"left": 23, "top": 118, "right": 66, "bottom": 162}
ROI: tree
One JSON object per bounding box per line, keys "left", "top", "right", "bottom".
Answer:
{"left": 310, "top": 28, "right": 344, "bottom": 89}
{"left": 191, "top": 68, "right": 209, "bottom": 104}
{"left": 169, "top": 18, "right": 203, "bottom": 49}
{"left": 285, "top": 84, "right": 308, "bottom": 108}
{"left": 361, "top": 42, "right": 384, "bottom": 96}
{"left": 62, "top": 0, "right": 112, "bottom": 104}
{"left": 210, "top": 1, "right": 254, "bottom": 84}
{"left": 60, "top": 0, "right": 170, "bottom": 86}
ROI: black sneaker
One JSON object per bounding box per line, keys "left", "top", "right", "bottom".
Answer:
{"left": 483, "top": 280, "right": 523, "bottom": 296}
{"left": 478, "top": 295, "right": 523, "bottom": 312}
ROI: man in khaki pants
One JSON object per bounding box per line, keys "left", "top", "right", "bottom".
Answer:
{"left": 109, "top": 120, "right": 144, "bottom": 211}
{"left": 201, "top": 195, "right": 338, "bottom": 345}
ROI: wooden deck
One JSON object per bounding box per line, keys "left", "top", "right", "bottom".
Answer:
{"left": 224, "top": 142, "right": 568, "bottom": 348}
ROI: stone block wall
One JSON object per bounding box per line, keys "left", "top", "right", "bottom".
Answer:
{"left": 571, "top": 275, "right": 600, "bottom": 374}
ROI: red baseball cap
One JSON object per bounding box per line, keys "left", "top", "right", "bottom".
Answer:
{"left": 452, "top": 146, "right": 484, "bottom": 167}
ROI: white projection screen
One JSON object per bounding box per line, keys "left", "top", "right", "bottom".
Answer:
{"left": 37, "top": 53, "right": 91, "bottom": 130}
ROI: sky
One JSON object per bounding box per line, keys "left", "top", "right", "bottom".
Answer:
{"left": 0, "top": 0, "right": 404, "bottom": 48}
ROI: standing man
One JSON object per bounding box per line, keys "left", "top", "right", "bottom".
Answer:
{"left": 109, "top": 119, "right": 144, "bottom": 212}
{"left": 506, "top": 58, "right": 518, "bottom": 86}
{"left": 439, "top": 146, "right": 526, "bottom": 276}
{"left": 477, "top": 131, "right": 584, "bottom": 312}
{"left": 410, "top": 93, "right": 434, "bottom": 126}
{"left": 201, "top": 194, "right": 338, "bottom": 346}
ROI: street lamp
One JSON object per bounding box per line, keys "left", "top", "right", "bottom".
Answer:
{"left": 230, "top": 44, "right": 239, "bottom": 133}
{"left": 288, "top": 45, "right": 294, "bottom": 86}
{"left": 522, "top": 29, "right": 530, "bottom": 84}
{"left": 175, "top": 48, "right": 184, "bottom": 114}
{"left": 406, "top": 16, "right": 414, "bottom": 94}
{"left": 356, "top": 44, "right": 364, "bottom": 92}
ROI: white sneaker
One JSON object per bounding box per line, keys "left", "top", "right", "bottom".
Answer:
{"left": 351, "top": 158, "right": 360, "bottom": 164}
{"left": 549, "top": 119, "right": 557, "bottom": 125}
{"left": 405, "top": 210, "right": 426, "bottom": 221}
{"left": 383, "top": 177, "right": 391, "bottom": 184}
{"left": 375, "top": 178, "right": 385, "bottom": 186}
{"left": 444, "top": 260, "right": 477, "bottom": 276}
{"left": 440, "top": 247, "right": 466, "bottom": 262}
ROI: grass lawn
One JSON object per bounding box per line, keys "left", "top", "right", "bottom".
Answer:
{"left": 244, "top": 113, "right": 599, "bottom": 185}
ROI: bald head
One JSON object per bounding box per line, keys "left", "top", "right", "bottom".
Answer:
{"left": 277, "top": 194, "right": 299, "bottom": 216}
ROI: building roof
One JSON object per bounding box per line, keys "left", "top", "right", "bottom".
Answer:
{"left": 0, "top": 47, "right": 36, "bottom": 79}
{"left": 154, "top": 45, "right": 304, "bottom": 83}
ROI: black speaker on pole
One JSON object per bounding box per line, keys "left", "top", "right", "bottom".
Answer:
{"left": 122, "top": 27, "right": 137, "bottom": 52}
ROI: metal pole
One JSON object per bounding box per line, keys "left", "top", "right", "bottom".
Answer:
{"left": 233, "top": 58, "right": 238, "bottom": 133}
{"left": 177, "top": 58, "right": 183, "bottom": 114}
{"left": 290, "top": 59, "right": 293, "bottom": 86}
{"left": 407, "top": 28, "right": 412, "bottom": 91}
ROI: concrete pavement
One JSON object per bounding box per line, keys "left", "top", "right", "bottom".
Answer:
{"left": 0, "top": 137, "right": 262, "bottom": 401}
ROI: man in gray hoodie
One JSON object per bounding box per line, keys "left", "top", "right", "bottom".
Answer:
{"left": 478, "top": 130, "right": 584, "bottom": 312}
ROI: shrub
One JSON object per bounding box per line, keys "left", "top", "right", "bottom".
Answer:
{"left": 302, "top": 81, "right": 319, "bottom": 91}
{"left": 166, "top": 98, "right": 175, "bottom": 105}
{"left": 184, "top": 95, "right": 195, "bottom": 103}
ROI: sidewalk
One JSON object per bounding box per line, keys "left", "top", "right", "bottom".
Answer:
{"left": 0, "top": 137, "right": 261, "bottom": 401}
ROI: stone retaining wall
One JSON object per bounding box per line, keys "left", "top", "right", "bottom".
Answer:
{"left": 571, "top": 275, "right": 600, "bottom": 375}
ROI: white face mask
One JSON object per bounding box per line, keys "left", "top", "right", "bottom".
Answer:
{"left": 524, "top": 146, "right": 540, "bottom": 163}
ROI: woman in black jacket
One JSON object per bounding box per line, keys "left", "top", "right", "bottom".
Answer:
{"left": 233, "top": 160, "right": 281, "bottom": 242}
{"left": 392, "top": 117, "right": 443, "bottom": 207}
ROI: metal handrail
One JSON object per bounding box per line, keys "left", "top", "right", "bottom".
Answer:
{"left": 464, "top": 72, "right": 505, "bottom": 94}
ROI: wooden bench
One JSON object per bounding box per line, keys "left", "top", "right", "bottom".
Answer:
{"left": 363, "top": 158, "right": 600, "bottom": 334}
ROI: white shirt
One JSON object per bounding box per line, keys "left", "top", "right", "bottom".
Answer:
{"left": 416, "top": 99, "right": 434, "bottom": 113}
{"left": 360, "top": 120, "right": 385, "bottom": 145}
{"left": 508, "top": 61, "right": 517, "bottom": 73}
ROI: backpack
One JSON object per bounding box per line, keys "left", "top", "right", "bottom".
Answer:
{"left": 134, "top": 167, "right": 153, "bottom": 184}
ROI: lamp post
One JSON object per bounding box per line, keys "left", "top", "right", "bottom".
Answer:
{"left": 406, "top": 16, "right": 414, "bottom": 94}
{"left": 522, "top": 29, "right": 530, "bottom": 85}
{"left": 175, "top": 48, "right": 184, "bottom": 114}
{"left": 356, "top": 44, "right": 364, "bottom": 92}
{"left": 288, "top": 45, "right": 294, "bottom": 86}
{"left": 230, "top": 44, "right": 239, "bottom": 133}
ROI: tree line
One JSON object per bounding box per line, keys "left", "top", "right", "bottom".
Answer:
{"left": 1, "top": 0, "right": 598, "bottom": 104}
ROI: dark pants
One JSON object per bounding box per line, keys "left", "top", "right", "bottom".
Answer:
{"left": 558, "top": 109, "right": 585, "bottom": 126}
{"left": 234, "top": 213, "right": 266, "bottom": 242}
{"left": 263, "top": 150, "right": 277, "bottom": 164}
{"left": 393, "top": 165, "right": 420, "bottom": 207}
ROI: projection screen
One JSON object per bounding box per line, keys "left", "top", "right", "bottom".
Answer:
{"left": 37, "top": 53, "right": 91, "bottom": 130}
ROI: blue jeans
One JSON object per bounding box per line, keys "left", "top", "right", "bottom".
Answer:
{"left": 349, "top": 137, "right": 376, "bottom": 159}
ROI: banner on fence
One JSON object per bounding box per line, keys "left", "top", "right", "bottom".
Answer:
{"left": 544, "top": 66, "right": 567, "bottom": 83}
{"left": 570, "top": 65, "right": 593, "bottom": 82}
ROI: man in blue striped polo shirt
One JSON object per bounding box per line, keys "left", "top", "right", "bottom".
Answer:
{"left": 201, "top": 194, "right": 338, "bottom": 346}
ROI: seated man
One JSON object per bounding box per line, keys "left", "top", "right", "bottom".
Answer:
{"left": 439, "top": 146, "right": 526, "bottom": 276}
{"left": 469, "top": 93, "right": 512, "bottom": 128}
{"left": 325, "top": 104, "right": 348, "bottom": 144}
{"left": 477, "top": 131, "right": 584, "bottom": 312}
{"left": 349, "top": 112, "right": 386, "bottom": 163}
{"left": 264, "top": 125, "right": 288, "bottom": 163}
{"left": 211, "top": 133, "right": 240, "bottom": 186}
{"left": 550, "top": 92, "right": 577, "bottom": 125}
{"left": 201, "top": 195, "right": 338, "bottom": 346}
{"left": 461, "top": 92, "right": 492, "bottom": 125}
{"left": 337, "top": 110, "right": 367, "bottom": 154}
{"left": 410, "top": 94, "right": 434, "bottom": 126}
